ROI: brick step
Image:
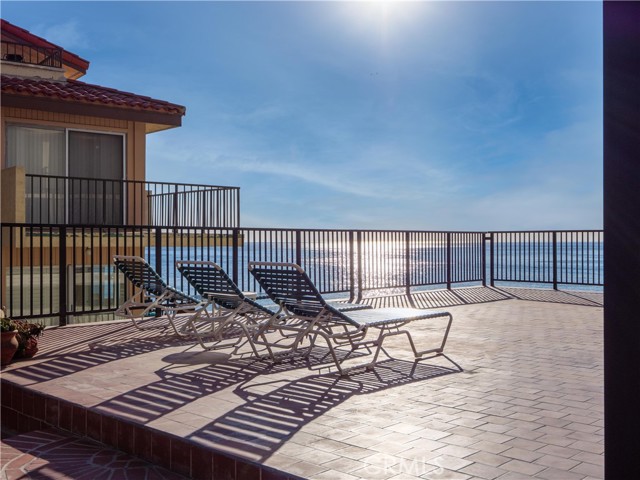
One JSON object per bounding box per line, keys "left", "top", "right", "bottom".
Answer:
{"left": 1, "top": 428, "right": 187, "bottom": 480}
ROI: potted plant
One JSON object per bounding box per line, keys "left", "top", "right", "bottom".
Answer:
{"left": 1, "top": 307, "right": 18, "bottom": 365}
{"left": 13, "top": 320, "right": 45, "bottom": 359}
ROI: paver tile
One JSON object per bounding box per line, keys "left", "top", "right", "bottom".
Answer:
{"left": 426, "top": 454, "right": 473, "bottom": 471}
{"left": 434, "top": 444, "right": 478, "bottom": 459}
{"left": 571, "top": 462, "right": 604, "bottom": 478}
{"left": 500, "top": 458, "right": 547, "bottom": 476}
{"left": 460, "top": 462, "right": 508, "bottom": 480}
{"left": 321, "top": 456, "right": 368, "bottom": 473}
{"left": 534, "top": 454, "right": 580, "bottom": 471}
{"left": 501, "top": 447, "right": 543, "bottom": 462}
{"left": 439, "top": 434, "right": 478, "bottom": 447}
{"left": 535, "top": 467, "right": 586, "bottom": 480}
{"left": 311, "top": 469, "right": 360, "bottom": 480}
{"left": 422, "top": 467, "right": 471, "bottom": 479}
{"left": 570, "top": 440, "right": 604, "bottom": 455}
{"left": 571, "top": 451, "right": 604, "bottom": 466}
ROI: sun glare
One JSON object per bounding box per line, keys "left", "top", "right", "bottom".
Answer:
{"left": 337, "top": 1, "right": 425, "bottom": 47}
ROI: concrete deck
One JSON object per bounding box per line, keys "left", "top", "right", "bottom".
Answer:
{"left": 1, "top": 287, "right": 603, "bottom": 480}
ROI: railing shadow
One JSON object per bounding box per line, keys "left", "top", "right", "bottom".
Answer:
{"left": 362, "top": 286, "right": 512, "bottom": 310}
{"left": 2, "top": 318, "right": 222, "bottom": 383}
{"left": 188, "top": 357, "right": 459, "bottom": 461}
{"left": 494, "top": 286, "right": 603, "bottom": 307}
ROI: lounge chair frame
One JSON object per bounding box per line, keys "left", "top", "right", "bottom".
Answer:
{"left": 175, "top": 260, "right": 278, "bottom": 355}
{"left": 113, "top": 255, "right": 207, "bottom": 336}
{"left": 248, "top": 261, "right": 455, "bottom": 374}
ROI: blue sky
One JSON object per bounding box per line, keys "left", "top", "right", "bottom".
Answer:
{"left": 3, "top": 1, "right": 603, "bottom": 230}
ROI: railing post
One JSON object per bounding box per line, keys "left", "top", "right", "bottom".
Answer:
{"left": 59, "top": 226, "right": 67, "bottom": 327}
{"left": 232, "top": 228, "right": 239, "bottom": 285}
{"left": 446, "top": 232, "right": 452, "bottom": 290}
{"left": 236, "top": 189, "right": 241, "bottom": 228}
{"left": 349, "top": 231, "right": 355, "bottom": 303}
{"left": 200, "top": 191, "right": 206, "bottom": 228}
{"left": 295, "top": 230, "right": 302, "bottom": 267}
{"left": 154, "top": 227, "right": 163, "bottom": 319}
{"left": 64, "top": 177, "right": 69, "bottom": 224}
{"left": 405, "top": 231, "right": 412, "bottom": 298}
{"left": 482, "top": 233, "right": 487, "bottom": 287}
{"left": 489, "top": 232, "right": 495, "bottom": 287}
{"left": 172, "top": 185, "right": 179, "bottom": 227}
{"left": 552, "top": 231, "right": 558, "bottom": 290}
{"left": 356, "top": 231, "right": 363, "bottom": 303}
{"left": 154, "top": 227, "right": 163, "bottom": 278}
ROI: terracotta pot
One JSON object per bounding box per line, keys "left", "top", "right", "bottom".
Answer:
{"left": 1, "top": 331, "right": 19, "bottom": 365}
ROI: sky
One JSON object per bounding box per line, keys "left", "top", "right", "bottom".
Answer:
{"left": 2, "top": 1, "right": 603, "bottom": 231}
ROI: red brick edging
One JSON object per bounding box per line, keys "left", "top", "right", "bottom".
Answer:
{"left": 1, "top": 379, "right": 301, "bottom": 480}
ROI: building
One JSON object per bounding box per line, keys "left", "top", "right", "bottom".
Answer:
{"left": 1, "top": 18, "right": 186, "bottom": 226}
{"left": 0, "top": 19, "right": 238, "bottom": 321}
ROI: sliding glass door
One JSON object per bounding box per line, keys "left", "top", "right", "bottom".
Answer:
{"left": 5, "top": 125, "right": 125, "bottom": 224}
{"left": 68, "top": 131, "right": 124, "bottom": 224}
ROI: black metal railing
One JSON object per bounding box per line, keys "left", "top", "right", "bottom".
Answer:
{"left": 1, "top": 41, "right": 62, "bottom": 68}
{"left": 0, "top": 225, "right": 603, "bottom": 325}
{"left": 488, "top": 230, "right": 604, "bottom": 288}
{"left": 23, "top": 174, "right": 241, "bottom": 228}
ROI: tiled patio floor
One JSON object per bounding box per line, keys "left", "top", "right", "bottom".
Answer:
{"left": 1, "top": 287, "right": 603, "bottom": 480}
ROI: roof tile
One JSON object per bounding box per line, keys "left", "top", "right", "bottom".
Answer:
{"left": 1, "top": 75, "right": 186, "bottom": 115}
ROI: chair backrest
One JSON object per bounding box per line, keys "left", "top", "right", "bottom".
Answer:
{"left": 176, "top": 260, "right": 275, "bottom": 315}
{"left": 249, "top": 262, "right": 350, "bottom": 321}
{"left": 113, "top": 255, "right": 167, "bottom": 296}
{"left": 176, "top": 260, "right": 242, "bottom": 309}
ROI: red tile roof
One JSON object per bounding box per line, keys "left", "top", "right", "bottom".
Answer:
{"left": 1, "top": 75, "right": 186, "bottom": 115}
{"left": 1, "top": 19, "right": 89, "bottom": 74}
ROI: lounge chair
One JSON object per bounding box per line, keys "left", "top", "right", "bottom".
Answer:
{"left": 248, "top": 261, "right": 456, "bottom": 375}
{"left": 113, "top": 255, "right": 206, "bottom": 336}
{"left": 175, "top": 260, "right": 279, "bottom": 353}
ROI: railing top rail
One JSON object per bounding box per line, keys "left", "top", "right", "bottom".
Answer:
{"left": 24, "top": 173, "right": 240, "bottom": 191}
{"left": 0, "top": 223, "right": 488, "bottom": 235}
{"left": 3, "top": 222, "right": 605, "bottom": 237}
{"left": 489, "top": 229, "right": 603, "bottom": 234}
{"left": 235, "top": 227, "right": 488, "bottom": 234}
{"left": 146, "top": 188, "right": 236, "bottom": 198}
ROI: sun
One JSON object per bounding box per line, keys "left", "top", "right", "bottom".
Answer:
{"left": 336, "top": 1, "right": 425, "bottom": 47}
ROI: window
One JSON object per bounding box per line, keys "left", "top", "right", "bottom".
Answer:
{"left": 6, "top": 125, "right": 66, "bottom": 175}
{"left": 5, "top": 125, "right": 125, "bottom": 224}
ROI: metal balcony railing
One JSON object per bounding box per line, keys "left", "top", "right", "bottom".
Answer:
{"left": 1, "top": 41, "right": 62, "bottom": 68}
{"left": 23, "top": 174, "right": 241, "bottom": 228}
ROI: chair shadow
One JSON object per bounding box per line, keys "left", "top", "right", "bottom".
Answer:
{"left": 187, "top": 357, "right": 459, "bottom": 462}
{"left": 91, "top": 346, "right": 368, "bottom": 424}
